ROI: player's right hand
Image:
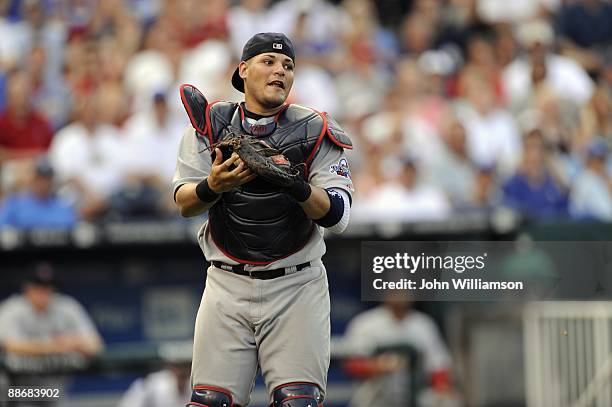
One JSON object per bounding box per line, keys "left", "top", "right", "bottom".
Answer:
{"left": 208, "top": 148, "right": 257, "bottom": 193}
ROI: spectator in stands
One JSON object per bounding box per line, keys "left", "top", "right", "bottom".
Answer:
{"left": 502, "top": 128, "right": 568, "bottom": 220}
{"left": 0, "top": 0, "right": 611, "bottom": 230}
{"left": 123, "top": 22, "right": 177, "bottom": 112}
{"left": 494, "top": 24, "right": 519, "bottom": 70}
{"left": 0, "top": 157, "right": 77, "bottom": 229}
{"left": 454, "top": 71, "right": 522, "bottom": 176}
{"left": 117, "top": 362, "right": 191, "bottom": 407}
{"left": 395, "top": 59, "right": 447, "bottom": 165}
{"left": 0, "top": 70, "right": 53, "bottom": 162}
{"left": 0, "top": 263, "right": 103, "bottom": 357}
{"left": 476, "top": 0, "right": 560, "bottom": 25}
{"left": 473, "top": 165, "right": 502, "bottom": 210}
{"left": 0, "top": 0, "right": 22, "bottom": 72}
{"left": 88, "top": 0, "right": 141, "bottom": 55}
{"left": 339, "top": 0, "right": 398, "bottom": 72}
{"left": 27, "top": 44, "right": 72, "bottom": 130}
{"left": 342, "top": 293, "right": 458, "bottom": 407}
{"left": 111, "top": 91, "right": 186, "bottom": 218}
{"left": 228, "top": 0, "right": 292, "bottom": 58}
{"left": 425, "top": 119, "right": 478, "bottom": 209}
{"left": 415, "top": 50, "right": 454, "bottom": 135}
{"left": 570, "top": 138, "right": 612, "bottom": 220}
{"left": 399, "top": 10, "right": 436, "bottom": 57}
{"left": 557, "top": 0, "right": 612, "bottom": 73}
{"left": 352, "top": 157, "right": 451, "bottom": 222}
{"left": 48, "top": 91, "right": 123, "bottom": 220}
{"left": 502, "top": 19, "right": 594, "bottom": 110}
{"left": 578, "top": 85, "right": 612, "bottom": 150}
{"left": 454, "top": 34, "right": 504, "bottom": 104}
{"left": 359, "top": 88, "right": 405, "bottom": 159}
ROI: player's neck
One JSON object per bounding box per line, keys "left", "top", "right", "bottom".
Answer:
{"left": 243, "top": 97, "right": 284, "bottom": 117}
{"left": 243, "top": 104, "right": 272, "bottom": 120}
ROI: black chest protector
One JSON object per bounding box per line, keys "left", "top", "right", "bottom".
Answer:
{"left": 206, "top": 102, "right": 327, "bottom": 264}
{"left": 179, "top": 84, "right": 352, "bottom": 264}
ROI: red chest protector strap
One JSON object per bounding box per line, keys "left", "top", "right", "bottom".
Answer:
{"left": 304, "top": 110, "right": 353, "bottom": 176}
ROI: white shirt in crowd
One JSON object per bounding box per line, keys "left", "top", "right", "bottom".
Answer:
{"left": 120, "top": 110, "right": 187, "bottom": 183}
{"left": 49, "top": 123, "right": 124, "bottom": 199}
{"left": 502, "top": 54, "right": 594, "bottom": 109}
{"left": 570, "top": 168, "right": 612, "bottom": 221}
{"left": 352, "top": 180, "right": 452, "bottom": 223}
{"left": 455, "top": 103, "right": 522, "bottom": 177}
{"left": 476, "top": 0, "right": 560, "bottom": 24}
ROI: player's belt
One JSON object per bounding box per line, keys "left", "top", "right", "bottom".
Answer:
{"left": 212, "top": 261, "right": 311, "bottom": 280}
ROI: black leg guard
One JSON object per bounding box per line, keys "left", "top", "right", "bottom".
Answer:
{"left": 187, "top": 385, "right": 235, "bottom": 407}
{"left": 271, "top": 382, "right": 324, "bottom": 407}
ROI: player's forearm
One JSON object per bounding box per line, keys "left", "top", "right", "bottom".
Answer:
{"left": 298, "top": 185, "right": 330, "bottom": 220}
{"left": 75, "top": 335, "right": 104, "bottom": 356}
{"left": 3, "top": 339, "right": 59, "bottom": 356}
{"left": 175, "top": 183, "right": 217, "bottom": 217}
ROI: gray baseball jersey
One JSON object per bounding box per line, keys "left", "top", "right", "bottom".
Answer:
{"left": 173, "top": 107, "right": 354, "bottom": 405}
{"left": 0, "top": 293, "right": 101, "bottom": 344}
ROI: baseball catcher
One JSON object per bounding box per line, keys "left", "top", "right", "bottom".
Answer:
{"left": 173, "top": 32, "right": 354, "bottom": 407}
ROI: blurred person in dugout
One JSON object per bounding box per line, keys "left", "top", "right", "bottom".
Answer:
{"left": 0, "top": 156, "right": 77, "bottom": 229}
{"left": 0, "top": 263, "right": 103, "bottom": 406}
{"left": 342, "top": 291, "right": 461, "bottom": 407}
{"left": 117, "top": 361, "right": 191, "bottom": 407}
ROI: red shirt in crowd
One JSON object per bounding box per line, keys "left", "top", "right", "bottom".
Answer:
{"left": 0, "top": 109, "right": 53, "bottom": 152}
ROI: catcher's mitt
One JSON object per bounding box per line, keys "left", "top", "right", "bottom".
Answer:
{"left": 211, "top": 133, "right": 301, "bottom": 187}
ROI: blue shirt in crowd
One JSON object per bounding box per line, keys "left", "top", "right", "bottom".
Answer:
{"left": 0, "top": 192, "right": 77, "bottom": 229}
{"left": 502, "top": 173, "right": 568, "bottom": 220}
{"left": 558, "top": 2, "right": 612, "bottom": 48}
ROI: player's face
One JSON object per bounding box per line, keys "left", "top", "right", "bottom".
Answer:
{"left": 24, "top": 284, "right": 53, "bottom": 312}
{"left": 241, "top": 53, "right": 294, "bottom": 110}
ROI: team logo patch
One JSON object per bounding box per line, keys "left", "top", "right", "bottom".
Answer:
{"left": 273, "top": 43, "right": 283, "bottom": 50}
{"left": 329, "top": 158, "right": 351, "bottom": 179}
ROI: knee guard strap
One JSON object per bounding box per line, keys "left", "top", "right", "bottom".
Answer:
{"left": 188, "top": 385, "right": 234, "bottom": 407}
{"left": 271, "top": 382, "right": 323, "bottom": 407}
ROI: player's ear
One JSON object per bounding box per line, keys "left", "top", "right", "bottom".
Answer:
{"left": 239, "top": 61, "right": 248, "bottom": 80}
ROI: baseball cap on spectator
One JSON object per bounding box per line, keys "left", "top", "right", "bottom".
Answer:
{"left": 231, "top": 33, "right": 295, "bottom": 93}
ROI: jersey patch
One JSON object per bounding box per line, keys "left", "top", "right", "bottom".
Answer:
{"left": 329, "top": 158, "right": 351, "bottom": 179}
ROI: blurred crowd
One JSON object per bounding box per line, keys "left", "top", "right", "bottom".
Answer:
{"left": 0, "top": 0, "right": 611, "bottom": 228}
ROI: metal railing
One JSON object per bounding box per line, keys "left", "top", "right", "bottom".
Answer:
{"left": 524, "top": 302, "right": 612, "bottom": 407}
